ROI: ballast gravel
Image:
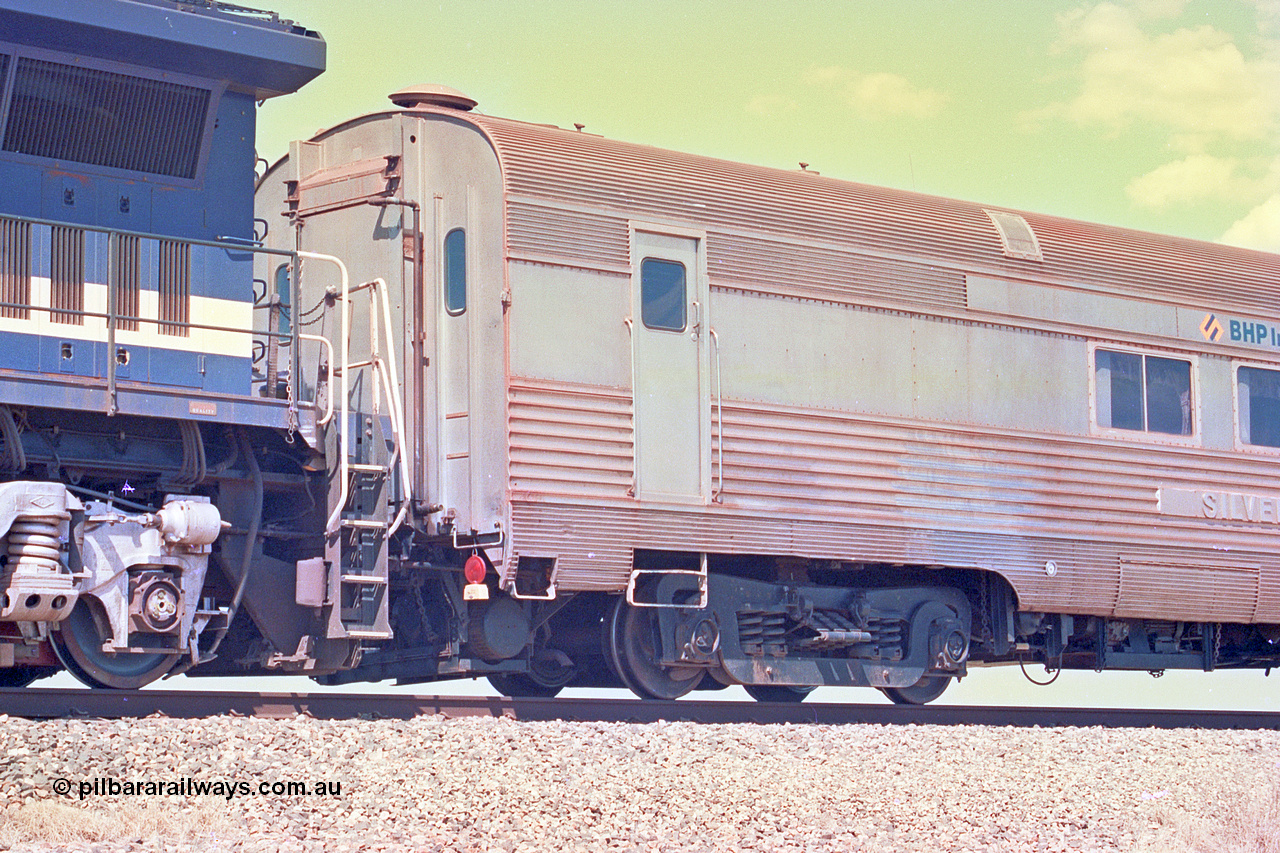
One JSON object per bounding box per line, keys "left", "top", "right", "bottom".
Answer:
{"left": 0, "top": 711, "right": 1277, "bottom": 853}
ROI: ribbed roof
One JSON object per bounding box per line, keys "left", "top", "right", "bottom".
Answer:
{"left": 417, "top": 107, "right": 1279, "bottom": 314}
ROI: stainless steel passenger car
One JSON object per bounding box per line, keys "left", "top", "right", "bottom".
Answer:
{"left": 252, "top": 84, "right": 1280, "bottom": 703}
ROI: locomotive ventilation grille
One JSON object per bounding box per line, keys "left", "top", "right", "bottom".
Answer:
{"left": 0, "top": 218, "right": 30, "bottom": 321}
{"left": 1, "top": 58, "right": 211, "bottom": 180}
{"left": 736, "top": 608, "right": 905, "bottom": 660}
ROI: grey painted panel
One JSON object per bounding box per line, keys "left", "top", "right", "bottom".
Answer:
{"left": 968, "top": 275, "right": 1179, "bottom": 338}
{"left": 508, "top": 263, "right": 631, "bottom": 388}
{"left": 911, "top": 318, "right": 1089, "bottom": 433}
{"left": 1197, "top": 355, "right": 1236, "bottom": 451}
{"left": 712, "top": 293, "right": 915, "bottom": 416}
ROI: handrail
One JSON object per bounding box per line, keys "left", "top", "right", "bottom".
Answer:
{"left": 297, "top": 263, "right": 411, "bottom": 538}
{"left": 0, "top": 212, "right": 315, "bottom": 419}
{"left": 298, "top": 333, "right": 334, "bottom": 426}
{"left": 298, "top": 252, "right": 351, "bottom": 537}
{"left": 0, "top": 212, "right": 296, "bottom": 258}
{"left": 369, "top": 277, "right": 412, "bottom": 537}
{"left": 709, "top": 327, "right": 723, "bottom": 502}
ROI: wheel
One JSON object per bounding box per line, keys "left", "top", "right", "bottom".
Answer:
{"left": 744, "top": 684, "right": 815, "bottom": 703}
{"left": 879, "top": 674, "right": 951, "bottom": 705}
{"left": 487, "top": 673, "right": 564, "bottom": 698}
{"left": 51, "top": 599, "right": 178, "bottom": 689}
{"left": 605, "top": 597, "right": 703, "bottom": 700}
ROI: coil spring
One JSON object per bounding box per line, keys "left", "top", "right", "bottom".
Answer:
{"left": 8, "top": 516, "right": 61, "bottom": 573}
{"left": 737, "top": 611, "right": 789, "bottom": 656}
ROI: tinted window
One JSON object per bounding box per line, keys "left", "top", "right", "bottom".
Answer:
{"left": 273, "top": 263, "right": 291, "bottom": 335}
{"left": 1144, "top": 355, "right": 1192, "bottom": 435}
{"left": 444, "top": 229, "right": 465, "bottom": 315}
{"left": 640, "top": 258, "right": 685, "bottom": 331}
{"left": 1238, "top": 366, "right": 1280, "bottom": 448}
{"left": 1095, "top": 348, "right": 1192, "bottom": 436}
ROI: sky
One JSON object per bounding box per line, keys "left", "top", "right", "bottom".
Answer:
{"left": 180, "top": 1, "right": 1280, "bottom": 709}
{"left": 255, "top": 0, "right": 1280, "bottom": 251}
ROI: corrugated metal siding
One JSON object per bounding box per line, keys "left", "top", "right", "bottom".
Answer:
{"left": 444, "top": 108, "right": 1280, "bottom": 619}
{"left": 1116, "top": 561, "right": 1259, "bottom": 622}
{"left": 507, "top": 395, "right": 1280, "bottom": 620}
{"left": 708, "top": 231, "right": 966, "bottom": 309}
{"left": 508, "top": 378, "right": 633, "bottom": 502}
{"left": 509, "top": 501, "right": 1277, "bottom": 622}
{"left": 716, "top": 402, "right": 1280, "bottom": 550}
{"left": 470, "top": 114, "right": 1278, "bottom": 315}
{"left": 507, "top": 200, "right": 630, "bottom": 272}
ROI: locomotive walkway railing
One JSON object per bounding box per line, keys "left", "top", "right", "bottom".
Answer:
{"left": 0, "top": 212, "right": 316, "bottom": 427}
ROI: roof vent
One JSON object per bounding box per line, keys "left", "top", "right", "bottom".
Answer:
{"left": 983, "top": 209, "right": 1043, "bottom": 262}
{"left": 388, "top": 84, "right": 477, "bottom": 111}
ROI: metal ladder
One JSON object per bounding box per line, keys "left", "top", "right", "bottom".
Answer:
{"left": 299, "top": 253, "right": 411, "bottom": 642}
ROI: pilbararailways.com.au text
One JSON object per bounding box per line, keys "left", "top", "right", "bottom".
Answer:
{"left": 55, "top": 777, "right": 342, "bottom": 801}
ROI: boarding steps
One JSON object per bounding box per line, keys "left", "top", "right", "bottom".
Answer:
{"left": 301, "top": 255, "right": 411, "bottom": 643}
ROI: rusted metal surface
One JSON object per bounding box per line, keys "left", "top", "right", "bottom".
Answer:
{"left": 282, "top": 100, "right": 1280, "bottom": 630}
{"left": 4, "top": 688, "right": 1280, "bottom": 730}
{"left": 470, "top": 112, "right": 1276, "bottom": 314}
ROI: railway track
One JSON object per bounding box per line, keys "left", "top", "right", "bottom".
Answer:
{"left": 2, "top": 687, "right": 1278, "bottom": 729}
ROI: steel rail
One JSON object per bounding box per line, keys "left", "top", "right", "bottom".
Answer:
{"left": 3, "top": 688, "right": 1279, "bottom": 730}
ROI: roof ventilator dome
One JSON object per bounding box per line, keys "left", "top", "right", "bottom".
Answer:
{"left": 983, "top": 209, "right": 1043, "bottom": 262}
{"left": 388, "top": 84, "right": 477, "bottom": 111}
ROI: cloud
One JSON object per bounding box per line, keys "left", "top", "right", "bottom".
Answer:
{"left": 1221, "top": 195, "right": 1280, "bottom": 251}
{"left": 1029, "top": 3, "right": 1279, "bottom": 147}
{"left": 806, "top": 66, "right": 946, "bottom": 120}
{"left": 1124, "top": 154, "right": 1253, "bottom": 207}
{"left": 1129, "top": 0, "right": 1191, "bottom": 21}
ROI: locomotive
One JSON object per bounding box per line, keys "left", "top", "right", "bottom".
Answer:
{"left": 3, "top": 1, "right": 1280, "bottom": 704}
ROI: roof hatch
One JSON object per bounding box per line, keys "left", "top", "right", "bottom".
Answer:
{"left": 388, "top": 84, "right": 477, "bottom": 111}
{"left": 983, "top": 209, "right": 1043, "bottom": 262}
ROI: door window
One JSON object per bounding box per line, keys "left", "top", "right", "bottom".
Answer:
{"left": 640, "top": 258, "right": 686, "bottom": 332}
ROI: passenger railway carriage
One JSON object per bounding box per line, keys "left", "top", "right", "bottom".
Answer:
{"left": 2, "top": 1, "right": 1279, "bottom": 703}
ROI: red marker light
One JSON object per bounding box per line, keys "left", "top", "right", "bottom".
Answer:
{"left": 463, "top": 554, "right": 487, "bottom": 585}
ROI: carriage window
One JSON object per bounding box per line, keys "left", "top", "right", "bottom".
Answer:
{"left": 1237, "top": 366, "right": 1280, "bottom": 448}
{"left": 272, "top": 263, "right": 292, "bottom": 335}
{"left": 1094, "top": 348, "right": 1192, "bottom": 436}
{"left": 444, "top": 228, "right": 466, "bottom": 315}
{"left": 640, "top": 258, "right": 685, "bottom": 331}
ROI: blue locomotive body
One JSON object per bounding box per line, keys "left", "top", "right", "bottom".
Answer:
{"left": 0, "top": 1, "right": 336, "bottom": 689}
{"left": 0, "top": 0, "right": 322, "bottom": 406}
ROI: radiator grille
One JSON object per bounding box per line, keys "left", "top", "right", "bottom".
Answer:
{"left": 0, "top": 219, "right": 30, "bottom": 320}
{"left": 111, "top": 234, "right": 140, "bottom": 331}
{"left": 50, "top": 226, "right": 84, "bottom": 325}
{"left": 2, "top": 58, "right": 211, "bottom": 179}
{"left": 158, "top": 240, "right": 190, "bottom": 336}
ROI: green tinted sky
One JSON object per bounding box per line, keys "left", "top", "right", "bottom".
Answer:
{"left": 256, "top": 0, "right": 1279, "bottom": 250}
{"left": 244, "top": 1, "right": 1280, "bottom": 709}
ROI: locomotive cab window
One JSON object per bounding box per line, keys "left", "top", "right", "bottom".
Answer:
{"left": 1237, "top": 365, "right": 1280, "bottom": 448}
{"left": 1094, "top": 347, "right": 1193, "bottom": 437}
{"left": 444, "top": 228, "right": 466, "bottom": 315}
{"left": 640, "top": 257, "right": 686, "bottom": 331}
